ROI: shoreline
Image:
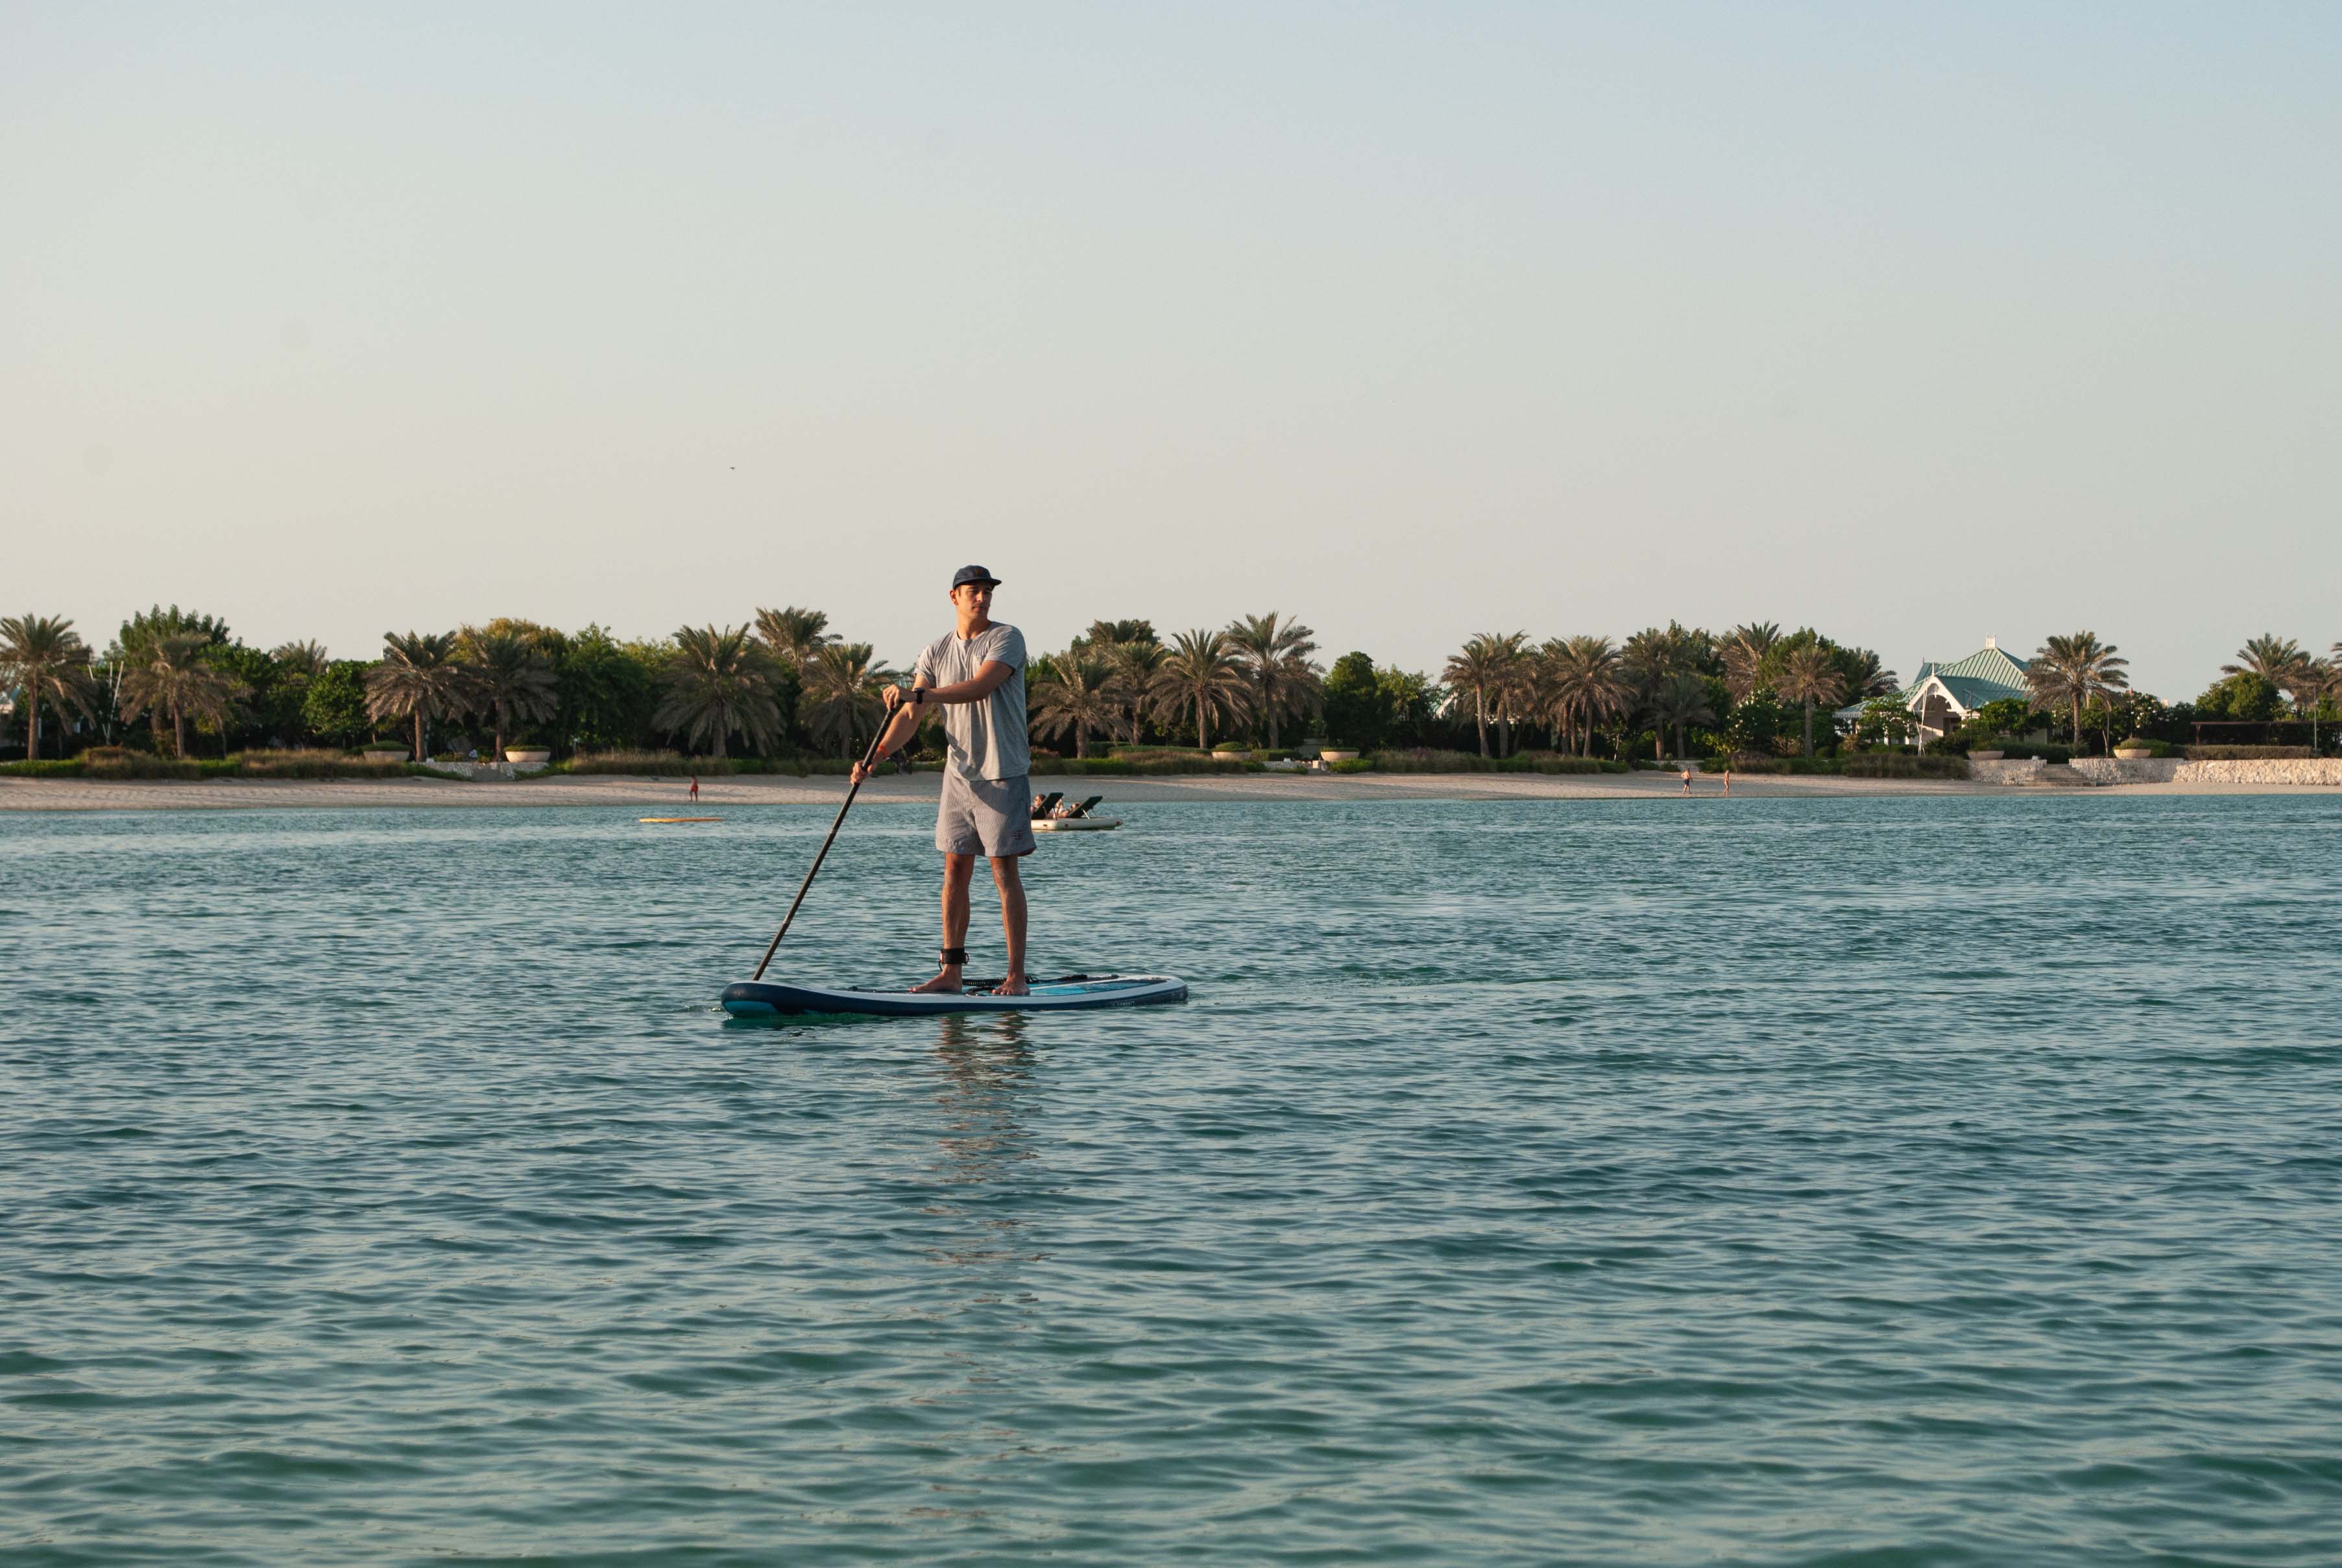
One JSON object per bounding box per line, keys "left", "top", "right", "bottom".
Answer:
{"left": 4, "top": 771, "right": 2336, "bottom": 812}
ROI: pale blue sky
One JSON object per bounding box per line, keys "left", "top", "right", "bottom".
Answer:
{"left": 5, "top": 3, "right": 2336, "bottom": 695}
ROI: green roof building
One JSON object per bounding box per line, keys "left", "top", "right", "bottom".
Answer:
{"left": 1839, "top": 638, "right": 2031, "bottom": 742}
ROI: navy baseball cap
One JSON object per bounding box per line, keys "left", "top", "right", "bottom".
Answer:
{"left": 950, "top": 564, "right": 1001, "bottom": 590}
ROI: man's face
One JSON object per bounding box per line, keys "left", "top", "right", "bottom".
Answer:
{"left": 951, "top": 583, "right": 994, "bottom": 617}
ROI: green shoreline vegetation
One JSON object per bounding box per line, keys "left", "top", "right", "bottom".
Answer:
{"left": 3, "top": 609, "right": 2337, "bottom": 778}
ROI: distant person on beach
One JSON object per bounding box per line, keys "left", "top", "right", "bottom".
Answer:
{"left": 854, "top": 565, "right": 1033, "bottom": 996}
{"left": 689, "top": 775, "right": 699, "bottom": 804}
{"left": 1722, "top": 766, "right": 1732, "bottom": 797}
{"left": 1680, "top": 766, "right": 1693, "bottom": 795}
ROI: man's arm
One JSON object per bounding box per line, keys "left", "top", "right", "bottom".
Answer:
{"left": 895, "top": 661, "right": 1015, "bottom": 707}
{"left": 851, "top": 676, "right": 933, "bottom": 782}
{"left": 850, "top": 662, "right": 1016, "bottom": 782}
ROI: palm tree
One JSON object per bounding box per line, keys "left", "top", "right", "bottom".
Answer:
{"left": 1648, "top": 672, "right": 1717, "bottom": 762}
{"left": 753, "top": 606, "right": 837, "bottom": 673}
{"left": 1719, "top": 622, "right": 1781, "bottom": 703}
{"left": 1030, "top": 655, "right": 1120, "bottom": 758}
{"left": 1151, "top": 629, "right": 1253, "bottom": 751}
{"left": 461, "top": 628, "right": 559, "bottom": 757}
{"left": 2321, "top": 643, "right": 2342, "bottom": 753}
{"left": 2224, "top": 634, "right": 2304, "bottom": 688}
{"left": 365, "top": 631, "right": 478, "bottom": 762}
{"left": 2027, "top": 632, "right": 2129, "bottom": 751}
{"left": 1225, "top": 611, "right": 1323, "bottom": 750}
{"left": 1546, "top": 634, "right": 1630, "bottom": 756}
{"left": 270, "top": 640, "right": 329, "bottom": 679}
{"left": 1623, "top": 623, "right": 1714, "bottom": 754}
{"left": 1529, "top": 640, "right": 1571, "bottom": 748}
{"left": 1104, "top": 638, "right": 1166, "bottom": 745}
{"left": 1777, "top": 644, "right": 1844, "bottom": 758}
{"left": 110, "top": 608, "right": 228, "bottom": 749}
{"left": 120, "top": 633, "right": 246, "bottom": 758}
{"left": 797, "top": 641, "right": 897, "bottom": 759}
{"left": 2297, "top": 655, "right": 2338, "bottom": 754}
{"left": 1844, "top": 647, "right": 1900, "bottom": 701}
{"left": 1443, "top": 633, "right": 1525, "bottom": 757}
{"left": 1077, "top": 619, "right": 1157, "bottom": 651}
{"left": 1, "top": 614, "right": 101, "bottom": 761}
{"left": 654, "top": 625, "right": 784, "bottom": 760}
{"left": 1490, "top": 632, "right": 1533, "bottom": 756}
{"left": 1623, "top": 623, "right": 1711, "bottom": 688}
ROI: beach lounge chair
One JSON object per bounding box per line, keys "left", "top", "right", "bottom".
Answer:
{"left": 1068, "top": 795, "right": 1105, "bottom": 819}
{"left": 1030, "top": 791, "right": 1063, "bottom": 821}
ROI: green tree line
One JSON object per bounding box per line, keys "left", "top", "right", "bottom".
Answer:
{"left": 5, "top": 609, "right": 2336, "bottom": 762}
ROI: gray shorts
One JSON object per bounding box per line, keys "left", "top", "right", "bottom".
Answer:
{"left": 937, "top": 770, "right": 1037, "bottom": 858}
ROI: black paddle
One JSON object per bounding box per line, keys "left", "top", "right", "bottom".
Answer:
{"left": 749, "top": 709, "right": 897, "bottom": 982}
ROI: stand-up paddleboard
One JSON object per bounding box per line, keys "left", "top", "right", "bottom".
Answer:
{"left": 722, "top": 973, "right": 1185, "bottom": 1017}
{"left": 1033, "top": 817, "right": 1121, "bottom": 832}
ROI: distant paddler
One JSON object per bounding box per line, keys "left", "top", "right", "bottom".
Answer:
{"left": 852, "top": 564, "right": 1035, "bottom": 996}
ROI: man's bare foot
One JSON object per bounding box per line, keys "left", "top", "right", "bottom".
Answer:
{"left": 911, "top": 969, "right": 963, "bottom": 994}
{"left": 995, "top": 972, "right": 1029, "bottom": 997}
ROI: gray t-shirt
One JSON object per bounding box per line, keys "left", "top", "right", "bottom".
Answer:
{"left": 913, "top": 622, "right": 1029, "bottom": 780}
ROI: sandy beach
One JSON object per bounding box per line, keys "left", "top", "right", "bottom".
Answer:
{"left": 3, "top": 769, "right": 2332, "bottom": 812}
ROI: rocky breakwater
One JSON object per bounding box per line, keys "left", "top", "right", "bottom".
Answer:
{"left": 2070, "top": 757, "right": 2180, "bottom": 784}
{"left": 1968, "top": 758, "right": 2101, "bottom": 786}
{"left": 2066, "top": 757, "right": 2341, "bottom": 786}
{"left": 2175, "top": 758, "right": 2342, "bottom": 786}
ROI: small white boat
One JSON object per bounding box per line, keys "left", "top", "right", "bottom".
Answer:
{"left": 1033, "top": 816, "right": 1121, "bottom": 832}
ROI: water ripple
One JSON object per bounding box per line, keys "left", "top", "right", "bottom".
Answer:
{"left": 4, "top": 795, "right": 2341, "bottom": 1564}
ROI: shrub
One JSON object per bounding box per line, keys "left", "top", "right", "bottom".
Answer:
{"left": 80, "top": 753, "right": 215, "bottom": 780}
{"left": 1986, "top": 742, "right": 2073, "bottom": 763}
{"left": 0, "top": 758, "right": 87, "bottom": 777}
{"left": 562, "top": 751, "right": 738, "bottom": 777}
{"left": 1972, "top": 699, "right": 2034, "bottom": 735}
{"left": 1839, "top": 753, "right": 1970, "bottom": 779}
{"left": 1329, "top": 757, "right": 1375, "bottom": 773}
{"left": 1722, "top": 756, "right": 1836, "bottom": 775}
{"left": 236, "top": 749, "right": 411, "bottom": 780}
{"left": 1085, "top": 751, "right": 1252, "bottom": 774}
{"left": 1366, "top": 749, "right": 1626, "bottom": 775}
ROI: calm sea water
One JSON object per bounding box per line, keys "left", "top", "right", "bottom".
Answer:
{"left": 5, "top": 795, "right": 2341, "bottom": 1566}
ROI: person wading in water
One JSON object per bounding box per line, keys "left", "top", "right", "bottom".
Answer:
{"left": 854, "top": 565, "right": 1035, "bottom": 995}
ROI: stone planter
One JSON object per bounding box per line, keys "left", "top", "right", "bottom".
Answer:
{"left": 1296, "top": 741, "right": 1327, "bottom": 760}
{"left": 505, "top": 748, "right": 552, "bottom": 765}
{"left": 362, "top": 748, "right": 407, "bottom": 763}
{"left": 2114, "top": 747, "right": 2155, "bottom": 760}
{"left": 1318, "top": 749, "right": 1360, "bottom": 763}
{"left": 1211, "top": 749, "right": 1249, "bottom": 762}
{"left": 1969, "top": 750, "right": 2005, "bottom": 762}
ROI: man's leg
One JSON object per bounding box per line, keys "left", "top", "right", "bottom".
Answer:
{"left": 990, "top": 855, "right": 1028, "bottom": 996}
{"left": 912, "top": 854, "right": 976, "bottom": 993}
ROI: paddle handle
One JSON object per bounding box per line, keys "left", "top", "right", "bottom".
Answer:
{"left": 749, "top": 714, "right": 897, "bottom": 981}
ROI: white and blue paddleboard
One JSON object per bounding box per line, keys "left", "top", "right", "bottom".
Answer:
{"left": 721, "top": 973, "right": 1187, "bottom": 1018}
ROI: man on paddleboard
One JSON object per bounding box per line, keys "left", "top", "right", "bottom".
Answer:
{"left": 854, "top": 564, "right": 1034, "bottom": 996}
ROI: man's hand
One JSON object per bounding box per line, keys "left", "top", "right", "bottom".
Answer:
{"left": 881, "top": 684, "right": 906, "bottom": 711}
